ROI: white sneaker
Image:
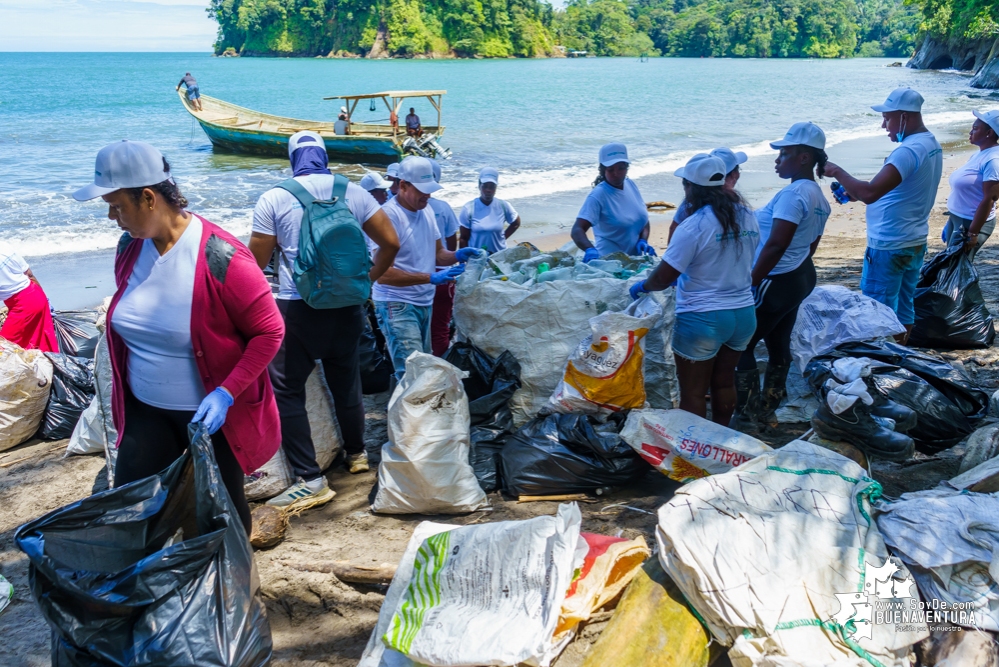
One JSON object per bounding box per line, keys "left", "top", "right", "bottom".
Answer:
{"left": 266, "top": 477, "right": 336, "bottom": 511}
{"left": 346, "top": 451, "right": 369, "bottom": 474}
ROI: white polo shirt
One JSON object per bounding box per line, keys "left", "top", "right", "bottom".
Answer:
{"left": 866, "top": 132, "right": 943, "bottom": 249}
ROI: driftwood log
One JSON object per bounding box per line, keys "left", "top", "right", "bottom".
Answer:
{"left": 278, "top": 559, "right": 397, "bottom": 585}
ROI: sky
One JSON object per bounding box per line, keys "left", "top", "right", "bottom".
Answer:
{"left": 1, "top": 0, "right": 217, "bottom": 51}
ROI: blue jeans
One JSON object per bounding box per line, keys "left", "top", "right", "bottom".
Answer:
{"left": 673, "top": 306, "right": 757, "bottom": 362}
{"left": 186, "top": 86, "right": 200, "bottom": 100}
{"left": 861, "top": 244, "right": 926, "bottom": 326}
{"left": 374, "top": 300, "right": 432, "bottom": 380}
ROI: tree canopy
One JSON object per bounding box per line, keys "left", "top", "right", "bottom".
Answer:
{"left": 208, "top": 0, "right": 921, "bottom": 59}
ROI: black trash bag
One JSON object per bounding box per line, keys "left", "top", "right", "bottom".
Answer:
{"left": 15, "top": 424, "right": 272, "bottom": 667}
{"left": 52, "top": 310, "right": 101, "bottom": 359}
{"left": 39, "top": 353, "right": 95, "bottom": 440}
{"left": 500, "top": 413, "right": 646, "bottom": 496}
{"left": 444, "top": 342, "right": 522, "bottom": 492}
{"left": 909, "top": 245, "right": 995, "bottom": 349}
{"left": 360, "top": 308, "right": 392, "bottom": 395}
{"left": 805, "top": 341, "right": 987, "bottom": 452}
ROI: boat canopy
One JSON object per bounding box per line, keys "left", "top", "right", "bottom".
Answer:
{"left": 324, "top": 91, "right": 446, "bottom": 137}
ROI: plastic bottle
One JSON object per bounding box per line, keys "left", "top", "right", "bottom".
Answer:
{"left": 536, "top": 263, "right": 550, "bottom": 275}
{"left": 830, "top": 182, "right": 850, "bottom": 205}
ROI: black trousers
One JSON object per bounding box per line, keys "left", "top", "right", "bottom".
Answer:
{"left": 269, "top": 299, "right": 365, "bottom": 480}
{"left": 737, "top": 257, "right": 817, "bottom": 371}
{"left": 117, "top": 390, "right": 252, "bottom": 535}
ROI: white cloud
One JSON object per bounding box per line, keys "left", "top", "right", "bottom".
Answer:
{"left": 0, "top": 0, "right": 216, "bottom": 51}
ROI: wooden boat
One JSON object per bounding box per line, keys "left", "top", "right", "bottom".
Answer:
{"left": 177, "top": 89, "right": 449, "bottom": 165}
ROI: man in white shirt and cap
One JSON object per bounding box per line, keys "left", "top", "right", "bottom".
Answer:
{"left": 373, "top": 156, "right": 481, "bottom": 379}
{"left": 825, "top": 88, "right": 943, "bottom": 342}
{"left": 360, "top": 171, "right": 391, "bottom": 205}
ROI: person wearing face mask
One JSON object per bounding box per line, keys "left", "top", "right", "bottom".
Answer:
{"left": 73, "top": 140, "right": 286, "bottom": 534}
{"left": 374, "top": 156, "right": 482, "bottom": 380}
{"left": 573, "top": 143, "right": 656, "bottom": 261}
{"left": 825, "top": 88, "right": 943, "bottom": 343}
{"left": 943, "top": 109, "right": 999, "bottom": 261}
{"left": 730, "top": 123, "right": 830, "bottom": 433}
{"left": 669, "top": 146, "right": 747, "bottom": 241}
{"left": 458, "top": 167, "right": 521, "bottom": 254}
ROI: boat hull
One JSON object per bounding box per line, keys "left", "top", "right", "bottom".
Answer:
{"left": 198, "top": 122, "right": 402, "bottom": 164}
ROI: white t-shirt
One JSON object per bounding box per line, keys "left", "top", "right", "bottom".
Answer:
{"left": 459, "top": 197, "right": 518, "bottom": 254}
{"left": 251, "top": 174, "right": 382, "bottom": 300}
{"left": 429, "top": 197, "right": 459, "bottom": 270}
{"left": 947, "top": 146, "right": 999, "bottom": 220}
{"left": 663, "top": 204, "right": 760, "bottom": 314}
{"left": 577, "top": 179, "right": 649, "bottom": 256}
{"left": 866, "top": 132, "right": 943, "bottom": 249}
{"left": 111, "top": 216, "right": 205, "bottom": 411}
{"left": 373, "top": 198, "right": 441, "bottom": 307}
{"left": 0, "top": 241, "right": 30, "bottom": 302}
{"left": 754, "top": 179, "right": 831, "bottom": 275}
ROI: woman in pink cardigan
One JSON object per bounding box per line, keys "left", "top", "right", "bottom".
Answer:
{"left": 74, "top": 140, "right": 284, "bottom": 533}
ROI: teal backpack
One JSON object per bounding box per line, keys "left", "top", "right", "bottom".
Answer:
{"left": 278, "top": 175, "right": 372, "bottom": 309}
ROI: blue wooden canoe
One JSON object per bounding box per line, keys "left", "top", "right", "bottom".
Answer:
{"left": 178, "top": 89, "right": 448, "bottom": 165}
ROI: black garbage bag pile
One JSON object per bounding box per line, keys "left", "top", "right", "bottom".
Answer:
{"left": 444, "top": 342, "right": 522, "bottom": 492}
{"left": 805, "top": 340, "right": 989, "bottom": 452}
{"left": 52, "top": 309, "right": 101, "bottom": 359}
{"left": 500, "top": 413, "right": 647, "bottom": 496}
{"left": 360, "top": 306, "right": 393, "bottom": 395}
{"left": 38, "top": 353, "right": 95, "bottom": 440}
{"left": 16, "top": 424, "right": 272, "bottom": 667}
{"left": 910, "top": 245, "right": 995, "bottom": 349}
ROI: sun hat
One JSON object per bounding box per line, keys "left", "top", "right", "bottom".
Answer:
{"left": 674, "top": 153, "right": 727, "bottom": 187}
{"left": 360, "top": 172, "right": 390, "bottom": 192}
{"left": 288, "top": 130, "right": 325, "bottom": 158}
{"left": 872, "top": 88, "right": 924, "bottom": 113}
{"left": 770, "top": 122, "right": 826, "bottom": 150}
{"left": 385, "top": 163, "right": 401, "bottom": 181}
{"left": 73, "top": 140, "right": 171, "bottom": 201}
{"left": 398, "top": 156, "right": 442, "bottom": 194}
{"left": 599, "top": 143, "right": 630, "bottom": 167}
{"left": 478, "top": 167, "right": 499, "bottom": 185}
{"left": 710, "top": 147, "right": 748, "bottom": 174}
{"left": 973, "top": 109, "right": 999, "bottom": 137}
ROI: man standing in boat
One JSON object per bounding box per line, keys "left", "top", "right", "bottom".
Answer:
{"left": 176, "top": 72, "right": 202, "bottom": 112}
{"left": 406, "top": 108, "right": 422, "bottom": 137}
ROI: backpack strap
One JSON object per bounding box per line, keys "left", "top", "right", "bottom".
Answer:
{"left": 276, "top": 178, "right": 316, "bottom": 207}
{"left": 331, "top": 173, "right": 349, "bottom": 204}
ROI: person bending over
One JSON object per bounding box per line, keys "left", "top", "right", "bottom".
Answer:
{"left": 824, "top": 88, "right": 942, "bottom": 343}
{"left": 731, "top": 123, "right": 830, "bottom": 433}
{"left": 176, "top": 72, "right": 202, "bottom": 112}
{"left": 0, "top": 242, "right": 58, "bottom": 352}
{"left": 630, "top": 154, "right": 760, "bottom": 425}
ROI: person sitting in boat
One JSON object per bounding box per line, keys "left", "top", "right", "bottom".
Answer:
{"left": 335, "top": 113, "right": 349, "bottom": 136}
{"left": 0, "top": 241, "right": 59, "bottom": 352}
{"left": 406, "top": 108, "right": 422, "bottom": 137}
{"left": 572, "top": 143, "right": 655, "bottom": 262}
{"left": 459, "top": 167, "right": 521, "bottom": 254}
{"left": 360, "top": 171, "right": 391, "bottom": 205}
{"left": 176, "top": 72, "right": 202, "bottom": 112}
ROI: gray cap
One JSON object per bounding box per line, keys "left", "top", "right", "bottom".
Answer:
{"left": 872, "top": 88, "right": 924, "bottom": 113}
{"left": 74, "top": 140, "right": 171, "bottom": 201}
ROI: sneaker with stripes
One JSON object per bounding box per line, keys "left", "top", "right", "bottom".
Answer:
{"left": 266, "top": 477, "right": 336, "bottom": 511}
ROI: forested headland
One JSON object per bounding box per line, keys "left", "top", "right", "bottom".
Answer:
{"left": 208, "top": 0, "right": 921, "bottom": 59}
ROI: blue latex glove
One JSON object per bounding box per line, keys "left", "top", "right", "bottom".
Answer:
{"left": 636, "top": 239, "right": 657, "bottom": 257}
{"left": 430, "top": 265, "right": 465, "bottom": 285}
{"left": 192, "top": 387, "right": 234, "bottom": 435}
{"left": 583, "top": 248, "right": 600, "bottom": 263}
{"left": 454, "top": 247, "right": 483, "bottom": 262}
{"left": 629, "top": 280, "right": 648, "bottom": 301}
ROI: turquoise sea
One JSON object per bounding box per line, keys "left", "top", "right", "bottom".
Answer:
{"left": 1, "top": 53, "right": 996, "bottom": 305}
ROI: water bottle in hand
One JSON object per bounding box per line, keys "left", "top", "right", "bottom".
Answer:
{"left": 830, "top": 182, "right": 850, "bottom": 205}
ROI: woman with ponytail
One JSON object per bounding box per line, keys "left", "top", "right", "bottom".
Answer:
{"left": 730, "top": 122, "right": 832, "bottom": 433}
{"left": 631, "top": 154, "right": 759, "bottom": 425}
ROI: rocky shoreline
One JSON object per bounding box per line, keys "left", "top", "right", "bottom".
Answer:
{"left": 908, "top": 35, "right": 999, "bottom": 88}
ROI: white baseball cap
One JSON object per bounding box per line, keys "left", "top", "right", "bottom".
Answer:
{"left": 73, "top": 140, "right": 172, "bottom": 201}
{"left": 973, "top": 109, "right": 999, "bottom": 136}
{"left": 770, "top": 122, "right": 826, "bottom": 150}
{"left": 674, "top": 153, "right": 727, "bottom": 187}
{"left": 599, "top": 142, "right": 630, "bottom": 167}
{"left": 385, "top": 162, "right": 401, "bottom": 180}
{"left": 478, "top": 167, "right": 499, "bottom": 185}
{"left": 872, "top": 87, "right": 924, "bottom": 113}
{"left": 398, "top": 156, "right": 442, "bottom": 194}
{"left": 710, "top": 147, "right": 748, "bottom": 174}
{"left": 360, "top": 172, "right": 390, "bottom": 192}
{"left": 288, "top": 130, "right": 325, "bottom": 158}
{"left": 431, "top": 159, "right": 442, "bottom": 183}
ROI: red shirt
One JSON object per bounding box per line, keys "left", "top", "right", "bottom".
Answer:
{"left": 107, "top": 216, "right": 284, "bottom": 473}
